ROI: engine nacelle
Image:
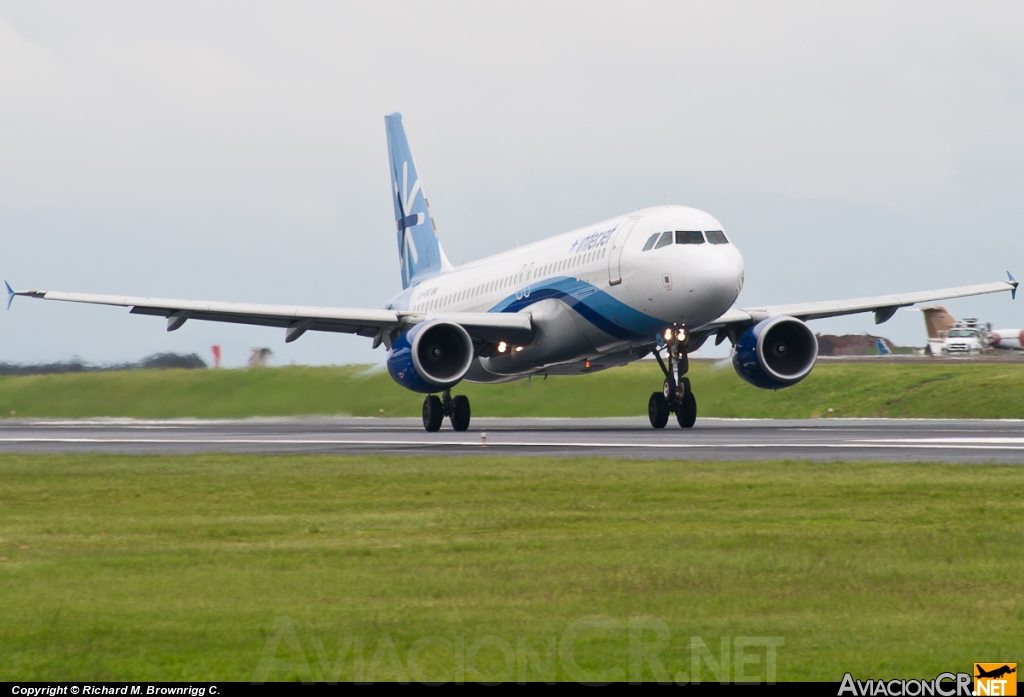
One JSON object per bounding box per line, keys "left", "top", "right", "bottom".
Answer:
{"left": 387, "top": 320, "right": 475, "bottom": 393}
{"left": 733, "top": 316, "right": 818, "bottom": 389}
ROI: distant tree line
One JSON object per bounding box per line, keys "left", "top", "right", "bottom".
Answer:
{"left": 0, "top": 352, "right": 208, "bottom": 375}
{"left": 816, "top": 334, "right": 914, "bottom": 356}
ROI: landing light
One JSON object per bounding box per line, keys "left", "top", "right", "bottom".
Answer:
{"left": 497, "top": 341, "right": 507, "bottom": 353}
{"left": 677, "top": 328, "right": 687, "bottom": 342}
{"left": 514, "top": 346, "right": 524, "bottom": 352}
{"left": 663, "top": 328, "right": 673, "bottom": 342}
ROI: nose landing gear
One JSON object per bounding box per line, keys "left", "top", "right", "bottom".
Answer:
{"left": 649, "top": 327, "right": 697, "bottom": 429}
{"left": 422, "top": 390, "right": 471, "bottom": 432}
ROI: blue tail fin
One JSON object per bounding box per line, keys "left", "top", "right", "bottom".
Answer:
{"left": 875, "top": 337, "right": 891, "bottom": 355}
{"left": 385, "top": 113, "right": 443, "bottom": 289}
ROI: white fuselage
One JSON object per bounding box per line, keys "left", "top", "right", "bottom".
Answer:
{"left": 385, "top": 205, "right": 745, "bottom": 382}
{"left": 991, "top": 329, "right": 1024, "bottom": 350}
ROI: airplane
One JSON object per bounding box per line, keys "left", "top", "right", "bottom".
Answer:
{"left": 975, "top": 665, "right": 1016, "bottom": 680}
{"left": 6, "top": 113, "right": 1019, "bottom": 432}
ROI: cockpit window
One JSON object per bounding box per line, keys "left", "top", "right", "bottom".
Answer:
{"left": 654, "top": 231, "right": 674, "bottom": 249}
{"left": 642, "top": 233, "right": 660, "bottom": 251}
{"left": 676, "top": 231, "right": 704, "bottom": 245}
{"left": 706, "top": 230, "right": 729, "bottom": 244}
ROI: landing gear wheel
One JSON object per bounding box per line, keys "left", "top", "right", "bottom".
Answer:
{"left": 450, "top": 395, "right": 471, "bottom": 432}
{"left": 648, "top": 392, "right": 669, "bottom": 429}
{"left": 422, "top": 395, "right": 443, "bottom": 432}
{"left": 676, "top": 391, "right": 697, "bottom": 429}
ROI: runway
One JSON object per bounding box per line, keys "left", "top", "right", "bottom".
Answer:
{"left": 0, "top": 416, "right": 1022, "bottom": 463}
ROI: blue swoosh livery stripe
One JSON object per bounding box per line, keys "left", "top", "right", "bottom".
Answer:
{"left": 490, "top": 277, "right": 662, "bottom": 341}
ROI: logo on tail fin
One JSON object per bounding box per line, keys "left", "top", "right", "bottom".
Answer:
{"left": 385, "top": 113, "right": 443, "bottom": 289}
{"left": 395, "top": 161, "right": 424, "bottom": 283}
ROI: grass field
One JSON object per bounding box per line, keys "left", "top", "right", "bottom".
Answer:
{"left": 1, "top": 453, "right": 1021, "bottom": 682}
{"left": 1, "top": 360, "right": 1023, "bottom": 419}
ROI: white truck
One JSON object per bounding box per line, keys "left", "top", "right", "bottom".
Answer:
{"left": 923, "top": 306, "right": 1024, "bottom": 355}
{"left": 942, "top": 319, "right": 990, "bottom": 355}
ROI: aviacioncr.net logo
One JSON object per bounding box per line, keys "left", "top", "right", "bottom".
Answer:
{"left": 838, "top": 672, "right": 973, "bottom": 696}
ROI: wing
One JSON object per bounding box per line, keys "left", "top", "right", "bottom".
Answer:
{"left": 699, "top": 278, "right": 1018, "bottom": 335}
{"left": 6, "top": 288, "right": 534, "bottom": 347}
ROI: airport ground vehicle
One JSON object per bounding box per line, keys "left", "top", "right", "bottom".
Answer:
{"left": 922, "top": 307, "right": 1023, "bottom": 355}
{"left": 943, "top": 322, "right": 986, "bottom": 355}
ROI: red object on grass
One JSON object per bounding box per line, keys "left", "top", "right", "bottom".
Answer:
{"left": 211, "top": 345, "right": 221, "bottom": 368}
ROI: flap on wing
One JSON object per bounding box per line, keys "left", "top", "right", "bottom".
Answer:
{"left": 425, "top": 311, "right": 534, "bottom": 344}
{"left": 14, "top": 289, "right": 402, "bottom": 338}
{"left": 698, "top": 280, "right": 1017, "bottom": 330}
{"left": 11, "top": 288, "right": 535, "bottom": 345}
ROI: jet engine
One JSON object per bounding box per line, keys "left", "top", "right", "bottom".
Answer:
{"left": 732, "top": 316, "right": 818, "bottom": 389}
{"left": 386, "top": 320, "right": 475, "bottom": 393}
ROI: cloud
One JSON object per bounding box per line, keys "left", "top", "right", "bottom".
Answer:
{"left": 0, "top": 1, "right": 1022, "bottom": 365}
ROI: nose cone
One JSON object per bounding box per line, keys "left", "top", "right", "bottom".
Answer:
{"left": 681, "top": 243, "right": 745, "bottom": 324}
{"left": 710, "top": 245, "right": 744, "bottom": 302}
{"left": 692, "top": 243, "right": 743, "bottom": 288}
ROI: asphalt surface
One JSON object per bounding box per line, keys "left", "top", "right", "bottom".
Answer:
{"left": 0, "top": 416, "right": 1022, "bottom": 463}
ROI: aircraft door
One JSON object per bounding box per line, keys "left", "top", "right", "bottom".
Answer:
{"left": 515, "top": 263, "right": 535, "bottom": 300}
{"left": 607, "top": 217, "right": 640, "bottom": 286}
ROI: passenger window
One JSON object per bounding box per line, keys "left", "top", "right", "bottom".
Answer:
{"left": 706, "top": 230, "right": 729, "bottom": 244}
{"left": 642, "top": 233, "right": 660, "bottom": 251}
{"left": 654, "top": 231, "right": 673, "bottom": 249}
{"left": 676, "top": 231, "right": 704, "bottom": 245}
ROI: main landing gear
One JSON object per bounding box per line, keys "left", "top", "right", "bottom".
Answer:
{"left": 648, "top": 327, "right": 697, "bottom": 429}
{"left": 422, "top": 389, "right": 471, "bottom": 432}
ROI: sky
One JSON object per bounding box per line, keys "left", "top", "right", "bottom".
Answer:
{"left": 1, "top": 1, "right": 1023, "bottom": 367}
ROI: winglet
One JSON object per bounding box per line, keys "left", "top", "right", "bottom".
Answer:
{"left": 1009, "top": 271, "right": 1018, "bottom": 300}
{"left": 4, "top": 281, "right": 14, "bottom": 310}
